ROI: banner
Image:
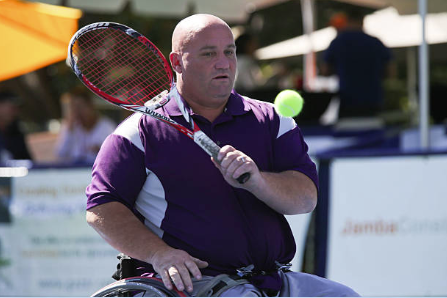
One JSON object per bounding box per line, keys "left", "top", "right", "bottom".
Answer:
{"left": 285, "top": 212, "right": 312, "bottom": 272}
{"left": 326, "top": 155, "right": 447, "bottom": 296}
{"left": 0, "top": 168, "right": 118, "bottom": 296}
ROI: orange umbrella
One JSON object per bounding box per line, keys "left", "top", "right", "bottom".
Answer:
{"left": 0, "top": 0, "right": 82, "bottom": 81}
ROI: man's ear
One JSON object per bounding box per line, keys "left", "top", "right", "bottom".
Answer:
{"left": 169, "top": 52, "right": 182, "bottom": 73}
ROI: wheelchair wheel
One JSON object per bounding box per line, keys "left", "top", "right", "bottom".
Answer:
{"left": 91, "top": 276, "right": 188, "bottom": 297}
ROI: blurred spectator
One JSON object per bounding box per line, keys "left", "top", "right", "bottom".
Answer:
{"left": 0, "top": 91, "right": 33, "bottom": 162}
{"left": 235, "top": 33, "right": 292, "bottom": 102}
{"left": 55, "top": 86, "right": 116, "bottom": 164}
{"left": 235, "top": 33, "right": 267, "bottom": 94}
{"left": 321, "top": 9, "right": 393, "bottom": 119}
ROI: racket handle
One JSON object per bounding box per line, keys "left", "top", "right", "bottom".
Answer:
{"left": 194, "top": 131, "right": 250, "bottom": 184}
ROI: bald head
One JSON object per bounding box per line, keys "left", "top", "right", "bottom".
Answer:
{"left": 172, "top": 14, "right": 233, "bottom": 52}
{"left": 168, "top": 14, "right": 237, "bottom": 120}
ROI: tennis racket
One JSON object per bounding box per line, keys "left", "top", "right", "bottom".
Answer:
{"left": 67, "top": 22, "right": 250, "bottom": 184}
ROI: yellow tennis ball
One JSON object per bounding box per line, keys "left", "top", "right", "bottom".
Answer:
{"left": 274, "top": 89, "right": 304, "bottom": 117}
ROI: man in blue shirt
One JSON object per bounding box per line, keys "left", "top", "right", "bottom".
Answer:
{"left": 322, "top": 10, "right": 393, "bottom": 119}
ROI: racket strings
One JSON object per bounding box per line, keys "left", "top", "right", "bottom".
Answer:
{"left": 73, "top": 28, "right": 171, "bottom": 106}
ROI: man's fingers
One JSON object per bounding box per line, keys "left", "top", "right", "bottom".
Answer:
{"left": 218, "top": 151, "right": 250, "bottom": 181}
{"left": 217, "top": 145, "right": 235, "bottom": 162}
{"left": 168, "top": 266, "right": 186, "bottom": 292}
{"left": 185, "top": 258, "right": 207, "bottom": 280}
{"left": 152, "top": 249, "right": 208, "bottom": 293}
{"left": 165, "top": 259, "right": 207, "bottom": 293}
{"left": 176, "top": 265, "right": 194, "bottom": 292}
{"left": 159, "top": 269, "right": 174, "bottom": 291}
{"left": 192, "top": 257, "right": 209, "bottom": 269}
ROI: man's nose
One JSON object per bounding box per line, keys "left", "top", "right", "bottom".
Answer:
{"left": 215, "top": 54, "right": 230, "bottom": 69}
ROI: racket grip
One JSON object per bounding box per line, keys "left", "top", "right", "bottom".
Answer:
{"left": 194, "top": 131, "right": 250, "bottom": 184}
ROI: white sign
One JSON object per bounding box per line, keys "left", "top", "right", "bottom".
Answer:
{"left": 327, "top": 155, "right": 447, "bottom": 296}
{"left": 0, "top": 168, "right": 118, "bottom": 296}
{"left": 285, "top": 212, "right": 312, "bottom": 272}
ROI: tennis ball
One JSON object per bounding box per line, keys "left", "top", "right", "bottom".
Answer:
{"left": 274, "top": 89, "right": 304, "bottom": 117}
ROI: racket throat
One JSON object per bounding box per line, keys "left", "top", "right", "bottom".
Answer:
{"left": 193, "top": 130, "right": 220, "bottom": 159}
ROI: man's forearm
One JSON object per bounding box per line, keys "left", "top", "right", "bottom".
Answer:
{"left": 249, "top": 170, "right": 317, "bottom": 215}
{"left": 86, "top": 201, "right": 168, "bottom": 263}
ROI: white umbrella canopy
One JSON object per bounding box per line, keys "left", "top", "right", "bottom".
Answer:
{"left": 365, "top": 7, "right": 447, "bottom": 47}
{"left": 28, "top": 0, "right": 289, "bottom": 23}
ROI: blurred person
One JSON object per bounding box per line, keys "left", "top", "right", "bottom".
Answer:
{"left": 234, "top": 33, "right": 266, "bottom": 94}
{"left": 235, "top": 33, "right": 291, "bottom": 102}
{"left": 55, "top": 86, "right": 116, "bottom": 164}
{"left": 85, "top": 14, "right": 359, "bottom": 297}
{"left": 0, "top": 91, "right": 32, "bottom": 162}
{"left": 321, "top": 9, "right": 393, "bottom": 119}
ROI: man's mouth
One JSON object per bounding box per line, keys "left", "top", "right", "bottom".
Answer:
{"left": 213, "top": 74, "right": 229, "bottom": 80}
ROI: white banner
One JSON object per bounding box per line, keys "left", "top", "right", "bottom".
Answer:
{"left": 327, "top": 155, "right": 447, "bottom": 296}
{"left": 286, "top": 212, "right": 312, "bottom": 272}
{"left": 0, "top": 168, "right": 118, "bottom": 296}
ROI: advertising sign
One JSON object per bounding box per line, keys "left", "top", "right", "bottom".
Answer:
{"left": 327, "top": 155, "right": 447, "bottom": 296}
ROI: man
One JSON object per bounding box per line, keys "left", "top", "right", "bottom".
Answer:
{"left": 322, "top": 9, "right": 393, "bottom": 119}
{"left": 86, "top": 14, "right": 358, "bottom": 296}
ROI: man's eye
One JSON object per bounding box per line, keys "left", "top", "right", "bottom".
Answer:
{"left": 202, "top": 52, "right": 214, "bottom": 57}
{"left": 225, "top": 50, "right": 235, "bottom": 56}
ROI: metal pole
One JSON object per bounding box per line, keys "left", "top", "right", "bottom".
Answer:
{"left": 300, "top": 0, "right": 315, "bottom": 91}
{"left": 418, "top": 0, "right": 430, "bottom": 149}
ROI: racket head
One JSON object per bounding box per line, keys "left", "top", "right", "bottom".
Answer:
{"left": 67, "top": 22, "right": 173, "bottom": 111}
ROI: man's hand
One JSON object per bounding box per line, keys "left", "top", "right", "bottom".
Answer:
{"left": 150, "top": 247, "right": 208, "bottom": 293}
{"left": 212, "top": 145, "right": 259, "bottom": 188}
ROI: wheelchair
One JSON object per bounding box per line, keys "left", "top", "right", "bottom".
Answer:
{"left": 90, "top": 254, "right": 255, "bottom": 297}
{"left": 91, "top": 276, "right": 188, "bottom": 297}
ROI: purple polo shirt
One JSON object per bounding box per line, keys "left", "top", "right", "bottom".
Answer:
{"left": 86, "top": 91, "right": 318, "bottom": 290}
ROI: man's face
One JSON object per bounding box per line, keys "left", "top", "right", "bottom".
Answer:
{"left": 175, "top": 24, "right": 237, "bottom": 108}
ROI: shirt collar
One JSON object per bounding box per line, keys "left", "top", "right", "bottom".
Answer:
{"left": 163, "top": 89, "right": 251, "bottom": 118}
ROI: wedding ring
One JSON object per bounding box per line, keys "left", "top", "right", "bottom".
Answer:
{"left": 241, "top": 157, "right": 246, "bottom": 163}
